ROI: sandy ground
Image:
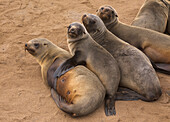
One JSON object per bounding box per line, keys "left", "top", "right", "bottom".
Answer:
{"left": 0, "top": 0, "right": 170, "bottom": 121}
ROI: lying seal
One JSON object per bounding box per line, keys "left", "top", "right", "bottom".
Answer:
{"left": 165, "top": 1, "right": 170, "bottom": 34}
{"left": 82, "top": 14, "right": 162, "bottom": 102}
{"left": 96, "top": 5, "right": 170, "bottom": 73}
{"left": 54, "top": 22, "right": 120, "bottom": 116}
{"left": 25, "top": 38, "right": 105, "bottom": 117}
{"left": 131, "top": 0, "right": 169, "bottom": 33}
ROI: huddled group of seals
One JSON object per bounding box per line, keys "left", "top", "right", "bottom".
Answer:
{"left": 25, "top": 38, "right": 105, "bottom": 116}
{"left": 96, "top": 5, "right": 170, "bottom": 73}
{"left": 54, "top": 22, "right": 120, "bottom": 116}
{"left": 25, "top": 0, "right": 170, "bottom": 117}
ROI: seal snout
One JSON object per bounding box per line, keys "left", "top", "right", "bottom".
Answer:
{"left": 82, "top": 14, "right": 95, "bottom": 26}
{"left": 25, "top": 43, "right": 29, "bottom": 50}
{"left": 68, "top": 26, "right": 76, "bottom": 35}
{"left": 25, "top": 43, "right": 28, "bottom": 47}
{"left": 82, "top": 14, "right": 88, "bottom": 25}
{"left": 24, "top": 42, "right": 36, "bottom": 55}
{"left": 67, "top": 25, "right": 79, "bottom": 38}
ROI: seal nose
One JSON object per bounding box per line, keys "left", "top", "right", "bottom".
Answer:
{"left": 82, "top": 14, "right": 87, "bottom": 18}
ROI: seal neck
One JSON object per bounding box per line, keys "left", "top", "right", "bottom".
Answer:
{"left": 91, "top": 26, "right": 106, "bottom": 42}
{"left": 37, "top": 44, "right": 59, "bottom": 66}
{"left": 105, "top": 18, "right": 118, "bottom": 30}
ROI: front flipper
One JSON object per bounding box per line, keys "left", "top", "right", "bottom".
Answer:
{"left": 53, "top": 50, "right": 86, "bottom": 79}
{"left": 105, "top": 96, "right": 116, "bottom": 116}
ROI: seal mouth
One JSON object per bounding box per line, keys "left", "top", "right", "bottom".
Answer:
{"left": 25, "top": 43, "right": 36, "bottom": 55}
{"left": 68, "top": 26, "right": 79, "bottom": 38}
{"left": 26, "top": 48, "right": 36, "bottom": 55}
{"left": 68, "top": 32, "right": 78, "bottom": 38}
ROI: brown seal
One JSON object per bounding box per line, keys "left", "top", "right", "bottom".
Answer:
{"left": 82, "top": 13, "right": 162, "bottom": 102}
{"left": 131, "top": 0, "right": 169, "bottom": 33}
{"left": 96, "top": 5, "right": 170, "bottom": 73}
{"left": 25, "top": 38, "right": 105, "bottom": 117}
{"left": 165, "top": 1, "right": 170, "bottom": 34}
{"left": 53, "top": 22, "right": 120, "bottom": 116}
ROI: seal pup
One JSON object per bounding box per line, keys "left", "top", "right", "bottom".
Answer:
{"left": 25, "top": 38, "right": 106, "bottom": 117}
{"left": 96, "top": 5, "right": 170, "bottom": 73}
{"left": 54, "top": 22, "right": 120, "bottom": 116}
{"left": 82, "top": 14, "right": 162, "bottom": 102}
{"left": 131, "top": 0, "right": 169, "bottom": 33}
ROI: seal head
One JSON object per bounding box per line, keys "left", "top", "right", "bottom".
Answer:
{"left": 96, "top": 6, "right": 118, "bottom": 26}
{"left": 67, "top": 22, "right": 87, "bottom": 42}
{"left": 25, "top": 38, "right": 49, "bottom": 60}
{"left": 82, "top": 14, "right": 106, "bottom": 40}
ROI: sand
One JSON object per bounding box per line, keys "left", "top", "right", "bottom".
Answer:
{"left": 0, "top": 0, "right": 169, "bottom": 121}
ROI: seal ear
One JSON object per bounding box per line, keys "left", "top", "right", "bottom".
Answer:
{"left": 112, "top": 11, "right": 118, "bottom": 17}
{"left": 112, "top": 9, "right": 118, "bottom": 17}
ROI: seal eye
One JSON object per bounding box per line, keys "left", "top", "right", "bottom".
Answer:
{"left": 101, "top": 7, "right": 104, "bottom": 10}
{"left": 34, "top": 43, "right": 39, "bottom": 49}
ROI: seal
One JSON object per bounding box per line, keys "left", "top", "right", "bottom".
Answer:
{"left": 131, "top": 0, "right": 169, "bottom": 33}
{"left": 54, "top": 22, "right": 120, "bottom": 116}
{"left": 25, "top": 38, "right": 106, "bottom": 117}
{"left": 82, "top": 14, "right": 162, "bottom": 102}
{"left": 165, "top": 1, "right": 170, "bottom": 34}
{"left": 96, "top": 5, "right": 170, "bottom": 73}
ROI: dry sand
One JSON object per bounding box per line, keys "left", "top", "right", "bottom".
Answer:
{"left": 0, "top": 0, "right": 169, "bottom": 121}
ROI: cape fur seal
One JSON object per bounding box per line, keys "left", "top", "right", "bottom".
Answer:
{"left": 25, "top": 38, "right": 106, "bottom": 117}
{"left": 82, "top": 14, "right": 162, "bottom": 102}
{"left": 54, "top": 22, "right": 120, "bottom": 116}
{"left": 165, "top": 1, "right": 170, "bottom": 34}
{"left": 96, "top": 5, "right": 170, "bottom": 73}
{"left": 131, "top": 0, "right": 169, "bottom": 33}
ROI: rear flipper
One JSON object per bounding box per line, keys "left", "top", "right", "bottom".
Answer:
{"left": 115, "top": 87, "right": 149, "bottom": 101}
{"left": 150, "top": 60, "right": 170, "bottom": 75}
{"left": 51, "top": 88, "right": 75, "bottom": 116}
{"left": 155, "top": 63, "right": 170, "bottom": 75}
{"left": 104, "top": 95, "right": 116, "bottom": 116}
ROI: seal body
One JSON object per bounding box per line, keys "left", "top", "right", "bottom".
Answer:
{"left": 97, "top": 5, "right": 170, "bottom": 72}
{"left": 25, "top": 38, "right": 105, "bottom": 117}
{"left": 54, "top": 22, "right": 120, "bottom": 116}
{"left": 82, "top": 14, "right": 162, "bottom": 102}
{"left": 165, "top": 1, "right": 170, "bottom": 34}
{"left": 131, "top": 0, "right": 169, "bottom": 33}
